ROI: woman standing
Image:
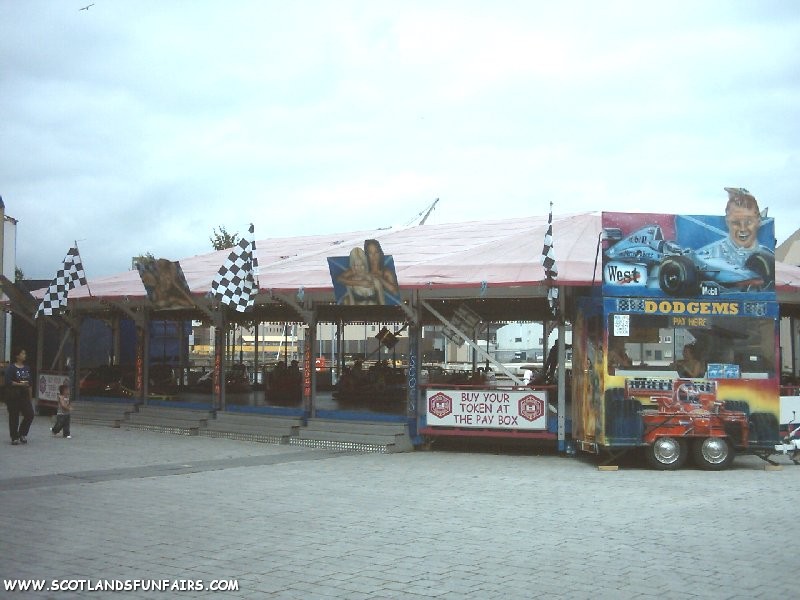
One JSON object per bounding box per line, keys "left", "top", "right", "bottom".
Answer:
{"left": 5, "top": 348, "right": 34, "bottom": 445}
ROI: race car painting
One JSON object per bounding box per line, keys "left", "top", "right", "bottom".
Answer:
{"left": 602, "top": 216, "right": 775, "bottom": 298}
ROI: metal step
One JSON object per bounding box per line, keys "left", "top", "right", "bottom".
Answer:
{"left": 293, "top": 418, "right": 413, "bottom": 453}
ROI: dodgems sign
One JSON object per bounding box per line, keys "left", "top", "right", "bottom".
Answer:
{"left": 425, "top": 389, "right": 548, "bottom": 430}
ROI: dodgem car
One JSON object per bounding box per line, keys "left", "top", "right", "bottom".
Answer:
{"left": 80, "top": 365, "right": 136, "bottom": 397}
{"left": 603, "top": 225, "right": 774, "bottom": 296}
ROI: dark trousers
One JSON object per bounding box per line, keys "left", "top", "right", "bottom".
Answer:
{"left": 52, "top": 414, "right": 71, "bottom": 437}
{"left": 6, "top": 394, "right": 34, "bottom": 441}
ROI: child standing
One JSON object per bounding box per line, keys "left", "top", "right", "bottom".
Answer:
{"left": 51, "top": 384, "right": 72, "bottom": 439}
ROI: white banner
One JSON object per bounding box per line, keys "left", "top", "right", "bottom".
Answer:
{"left": 37, "top": 372, "right": 70, "bottom": 402}
{"left": 425, "top": 388, "right": 548, "bottom": 430}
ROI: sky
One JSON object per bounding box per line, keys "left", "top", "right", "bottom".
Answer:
{"left": 2, "top": 0, "right": 799, "bottom": 281}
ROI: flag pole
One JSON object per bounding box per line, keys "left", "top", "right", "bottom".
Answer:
{"left": 74, "top": 240, "right": 93, "bottom": 297}
{"left": 540, "top": 200, "right": 559, "bottom": 318}
{"left": 249, "top": 223, "right": 260, "bottom": 290}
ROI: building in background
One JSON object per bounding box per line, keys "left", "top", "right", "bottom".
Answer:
{"left": 0, "top": 196, "right": 18, "bottom": 362}
{"left": 495, "top": 323, "right": 546, "bottom": 363}
{"left": 777, "top": 228, "right": 800, "bottom": 377}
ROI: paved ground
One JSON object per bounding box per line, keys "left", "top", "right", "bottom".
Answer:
{"left": 1, "top": 416, "right": 798, "bottom": 599}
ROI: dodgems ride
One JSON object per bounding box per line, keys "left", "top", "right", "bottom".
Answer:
{"left": 603, "top": 224, "right": 774, "bottom": 297}
{"left": 573, "top": 203, "right": 784, "bottom": 471}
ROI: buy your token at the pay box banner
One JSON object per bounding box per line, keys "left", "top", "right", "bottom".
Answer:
{"left": 425, "top": 389, "right": 548, "bottom": 429}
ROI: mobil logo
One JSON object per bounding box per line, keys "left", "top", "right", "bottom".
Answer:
{"left": 518, "top": 394, "right": 545, "bottom": 422}
{"left": 428, "top": 392, "right": 453, "bottom": 419}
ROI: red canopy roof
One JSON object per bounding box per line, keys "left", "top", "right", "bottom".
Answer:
{"left": 32, "top": 211, "right": 800, "bottom": 304}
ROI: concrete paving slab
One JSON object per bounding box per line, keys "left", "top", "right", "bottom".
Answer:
{"left": 1, "top": 417, "right": 799, "bottom": 599}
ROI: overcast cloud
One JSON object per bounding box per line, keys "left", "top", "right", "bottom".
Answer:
{"left": 2, "top": 0, "right": 799, "bottom": 280}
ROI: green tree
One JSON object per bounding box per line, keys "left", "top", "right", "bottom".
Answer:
{"left": 14, "top": 266, "right": 24, "bottom": 282}
{"left": 131, "top": 252, "right": 155, "bottom": 270}
{"left": 210, "top": 226, "right": 240, "bottom": 251}
{"left": 209, "top": 227, "right": 245, "bottom": 358}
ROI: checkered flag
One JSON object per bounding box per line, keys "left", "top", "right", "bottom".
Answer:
{"left": 210, "top": 224, "right": 260, "bottom": 312}
{"left": 35, "top": 246, "right": 88, "bottom": 317}
{"left": 540, "top": 203, "right": 559, "bottom": 317}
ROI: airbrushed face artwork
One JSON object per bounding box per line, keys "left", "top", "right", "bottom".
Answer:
{"left": 327, "top": 239, "right": 401, "bottom": 306}
{"left": 726, "top": 204, "right": 761, "bottom": 250}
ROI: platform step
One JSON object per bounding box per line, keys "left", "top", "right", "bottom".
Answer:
{"left": 293, "top": 419, "right": 413, "bottom": 453}
{"left": 121, "top": 407, "right": 212, "bottom": 434}
{"left": 203, "top": 413, "right": 303, "bottom": 442}
{"left": 303, "top": 419, "right": 407, "bottom": 435}
{"left": 134, "top": 406, "right": 213, "bottom": 420}
{"left": 211, "top": 412, "right": 302, "bottom": 427}
{"left": 71, "top": 402, "right": 138, "bottom": 427}
{"left": 126, "top": 413, "right": 209, "bottom": 428}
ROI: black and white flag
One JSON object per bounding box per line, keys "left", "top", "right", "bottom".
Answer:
{"left": 35, "top": 246, "right": 88, "bottom": 317}
{"left": 210, "top": 224, "right": 260, "bottom": 312}
{"left": 540, "top": 203, "right": 559, "bottom": 316}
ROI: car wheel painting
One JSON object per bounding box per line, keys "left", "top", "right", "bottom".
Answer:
{"left": 744, "top": 251, "right": 774, "bottom": 290}
{"left": 658, "top": 255, "right": 699, "bottom": 296}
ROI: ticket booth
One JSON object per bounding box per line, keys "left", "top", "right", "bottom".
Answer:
{"left": 572, "top": 208, "right": 781, "bottom": 469}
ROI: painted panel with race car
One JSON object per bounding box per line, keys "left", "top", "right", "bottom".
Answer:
{"left": 602, "top": 198, "right": 775, "bottom": 300}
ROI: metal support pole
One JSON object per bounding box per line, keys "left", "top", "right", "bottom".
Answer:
{"left": 556, "top": 288, "right": 567, "bottom": 452}
{"left": 213, "top": 312, "right": 226, "bottom": 412}
{"left": 71, "top": 321, "right": 80, "bottom": 406}
{"left": 35, "top": 318, "right": 44, "bottom": 387}
{"left": 337, "top": 321, "right": 344, "bottom": 380}
{"left": 112, "top": 316, "right": 120, "bottom": 365}
{"left": 178, "top": 319, "right": 187, "bottom": 388}
{"left": 792, "top": 316, "right": 798, "bottom": 378}
{"left": 407, "top": 290, "right": 421, "bottom": 427}
{"left": 142, "top": 313, "right": 150, "bottom": 405}
{"left": 135, "top": 320, "right": 145, "bottom": 404}
{"left": 303, "top": 316, "right": 317, "bottom": 417}
{"left": 254, "top": 320, "right": 260, "bottom": 388}
{"left": 471, "top": 325, "right": 478, "bottom": 373}
{"left": 331, "top": 322, "right": 337, "bottom": 386}
{"left": 283, "top": 324, "right": 288, "bottom": 365}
